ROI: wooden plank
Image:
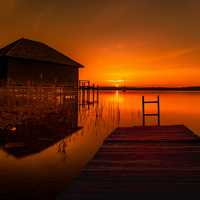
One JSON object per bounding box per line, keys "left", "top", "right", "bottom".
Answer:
{"left": 63, "top": 125, "right": 200, "bottom": 198}
{"left": 144, "top": 113, "right": 159, "bottom": 116}
{"left": 144, "top": 101, "right": 159, "bottom": 103}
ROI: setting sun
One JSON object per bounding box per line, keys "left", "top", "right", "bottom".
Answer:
{"left": 108, "top": 79, "right": 125, "bottom": 87}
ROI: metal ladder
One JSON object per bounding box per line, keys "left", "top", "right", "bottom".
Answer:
{"left": 142, "top": 96, "right": 160, "bottom": 126}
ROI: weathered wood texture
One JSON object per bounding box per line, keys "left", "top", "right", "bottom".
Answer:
{"left": 63, "top": 125, "right": 200, "bottom": 199}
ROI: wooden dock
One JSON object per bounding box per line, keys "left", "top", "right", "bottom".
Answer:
{"left": 62, "top": 125, "right": 200, "bottom": 199}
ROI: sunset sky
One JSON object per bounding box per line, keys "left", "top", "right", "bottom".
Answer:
{"left": 0, "top": 0, "right": 200, "bottom": 86}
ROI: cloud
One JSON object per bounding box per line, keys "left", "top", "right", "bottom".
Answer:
{"left": 148, "top": 47, "right": 200, "bottom": 62}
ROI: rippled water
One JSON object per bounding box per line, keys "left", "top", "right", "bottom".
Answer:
{"left": 0, "top": 90, "right": 199, "bottom": 199}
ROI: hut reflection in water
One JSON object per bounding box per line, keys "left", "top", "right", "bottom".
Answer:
{"left": 0, "top": 86, "right": 81, "bottom": 158}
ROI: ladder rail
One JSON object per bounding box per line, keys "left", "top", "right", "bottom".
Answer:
{"left": 142, "top": 96, "right": 160, "bottom": 126}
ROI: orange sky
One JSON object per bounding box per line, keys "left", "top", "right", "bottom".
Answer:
{"left": 0, "top": 0, "right": 200, "bottom": 87}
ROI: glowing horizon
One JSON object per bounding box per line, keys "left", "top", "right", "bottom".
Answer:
{"left": 1, "top": 0, "right": 200, "bottom": 87}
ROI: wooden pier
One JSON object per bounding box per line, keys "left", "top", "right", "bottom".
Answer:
{"left": 62, "top": 125, "right": 200, "bottom": 198}
{"left": 79, "top": 80, "right": 99, "bottom": 105}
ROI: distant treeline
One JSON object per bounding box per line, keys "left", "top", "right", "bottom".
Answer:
{"left": 98, "top": 86, "right": 200, "bottom": 91}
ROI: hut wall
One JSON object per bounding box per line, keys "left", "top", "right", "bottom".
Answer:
{"left": 6, "top": 57, "right": 78, "bottom": 87}
{"left": 0, "top": 56, "right": 7, "bottom": 80}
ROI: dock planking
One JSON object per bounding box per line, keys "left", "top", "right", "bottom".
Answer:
{"left": 62, "top": 125, "right": 200, "bottom": 199}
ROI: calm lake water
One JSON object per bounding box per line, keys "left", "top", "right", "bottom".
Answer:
{"left": 0, "top": 90, "right": 200, "bottom": 199}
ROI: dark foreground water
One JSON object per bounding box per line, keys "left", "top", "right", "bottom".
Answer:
{"left": 0, "top": 91, "right": 199, "bottom": 199}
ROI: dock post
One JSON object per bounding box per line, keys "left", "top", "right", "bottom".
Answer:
{"left": 82, "top": 82, "right": 85, "bottom": 105}
{"left": 97, "top": 85, "right": 99, "bottom": 104}
{"left": 157, "top": 96, "right": 160, "bottom": 126}
{"left": 87, "top": 81, "right": 90, "bottom": 104}
{"left": 142, "top": 96, "right": 145, "bottom": 126}
{"left": 92, "top": 84, "right": 95, "bottom": 105}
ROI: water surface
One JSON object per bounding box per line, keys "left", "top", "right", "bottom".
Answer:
{"left": 0, "top": 90, "right": 199, "bottom": 199}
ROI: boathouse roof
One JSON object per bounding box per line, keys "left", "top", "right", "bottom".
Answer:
{"left": 0, "top": 38, "right": 84, "bottom": 68}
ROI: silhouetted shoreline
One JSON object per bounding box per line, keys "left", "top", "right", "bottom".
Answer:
{"left": 98, "top": 86, "right": 200, "bottom": 91}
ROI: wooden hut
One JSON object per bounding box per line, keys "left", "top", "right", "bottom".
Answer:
{"left": 0, "top": 38, "right": 84, "bottom": 87}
